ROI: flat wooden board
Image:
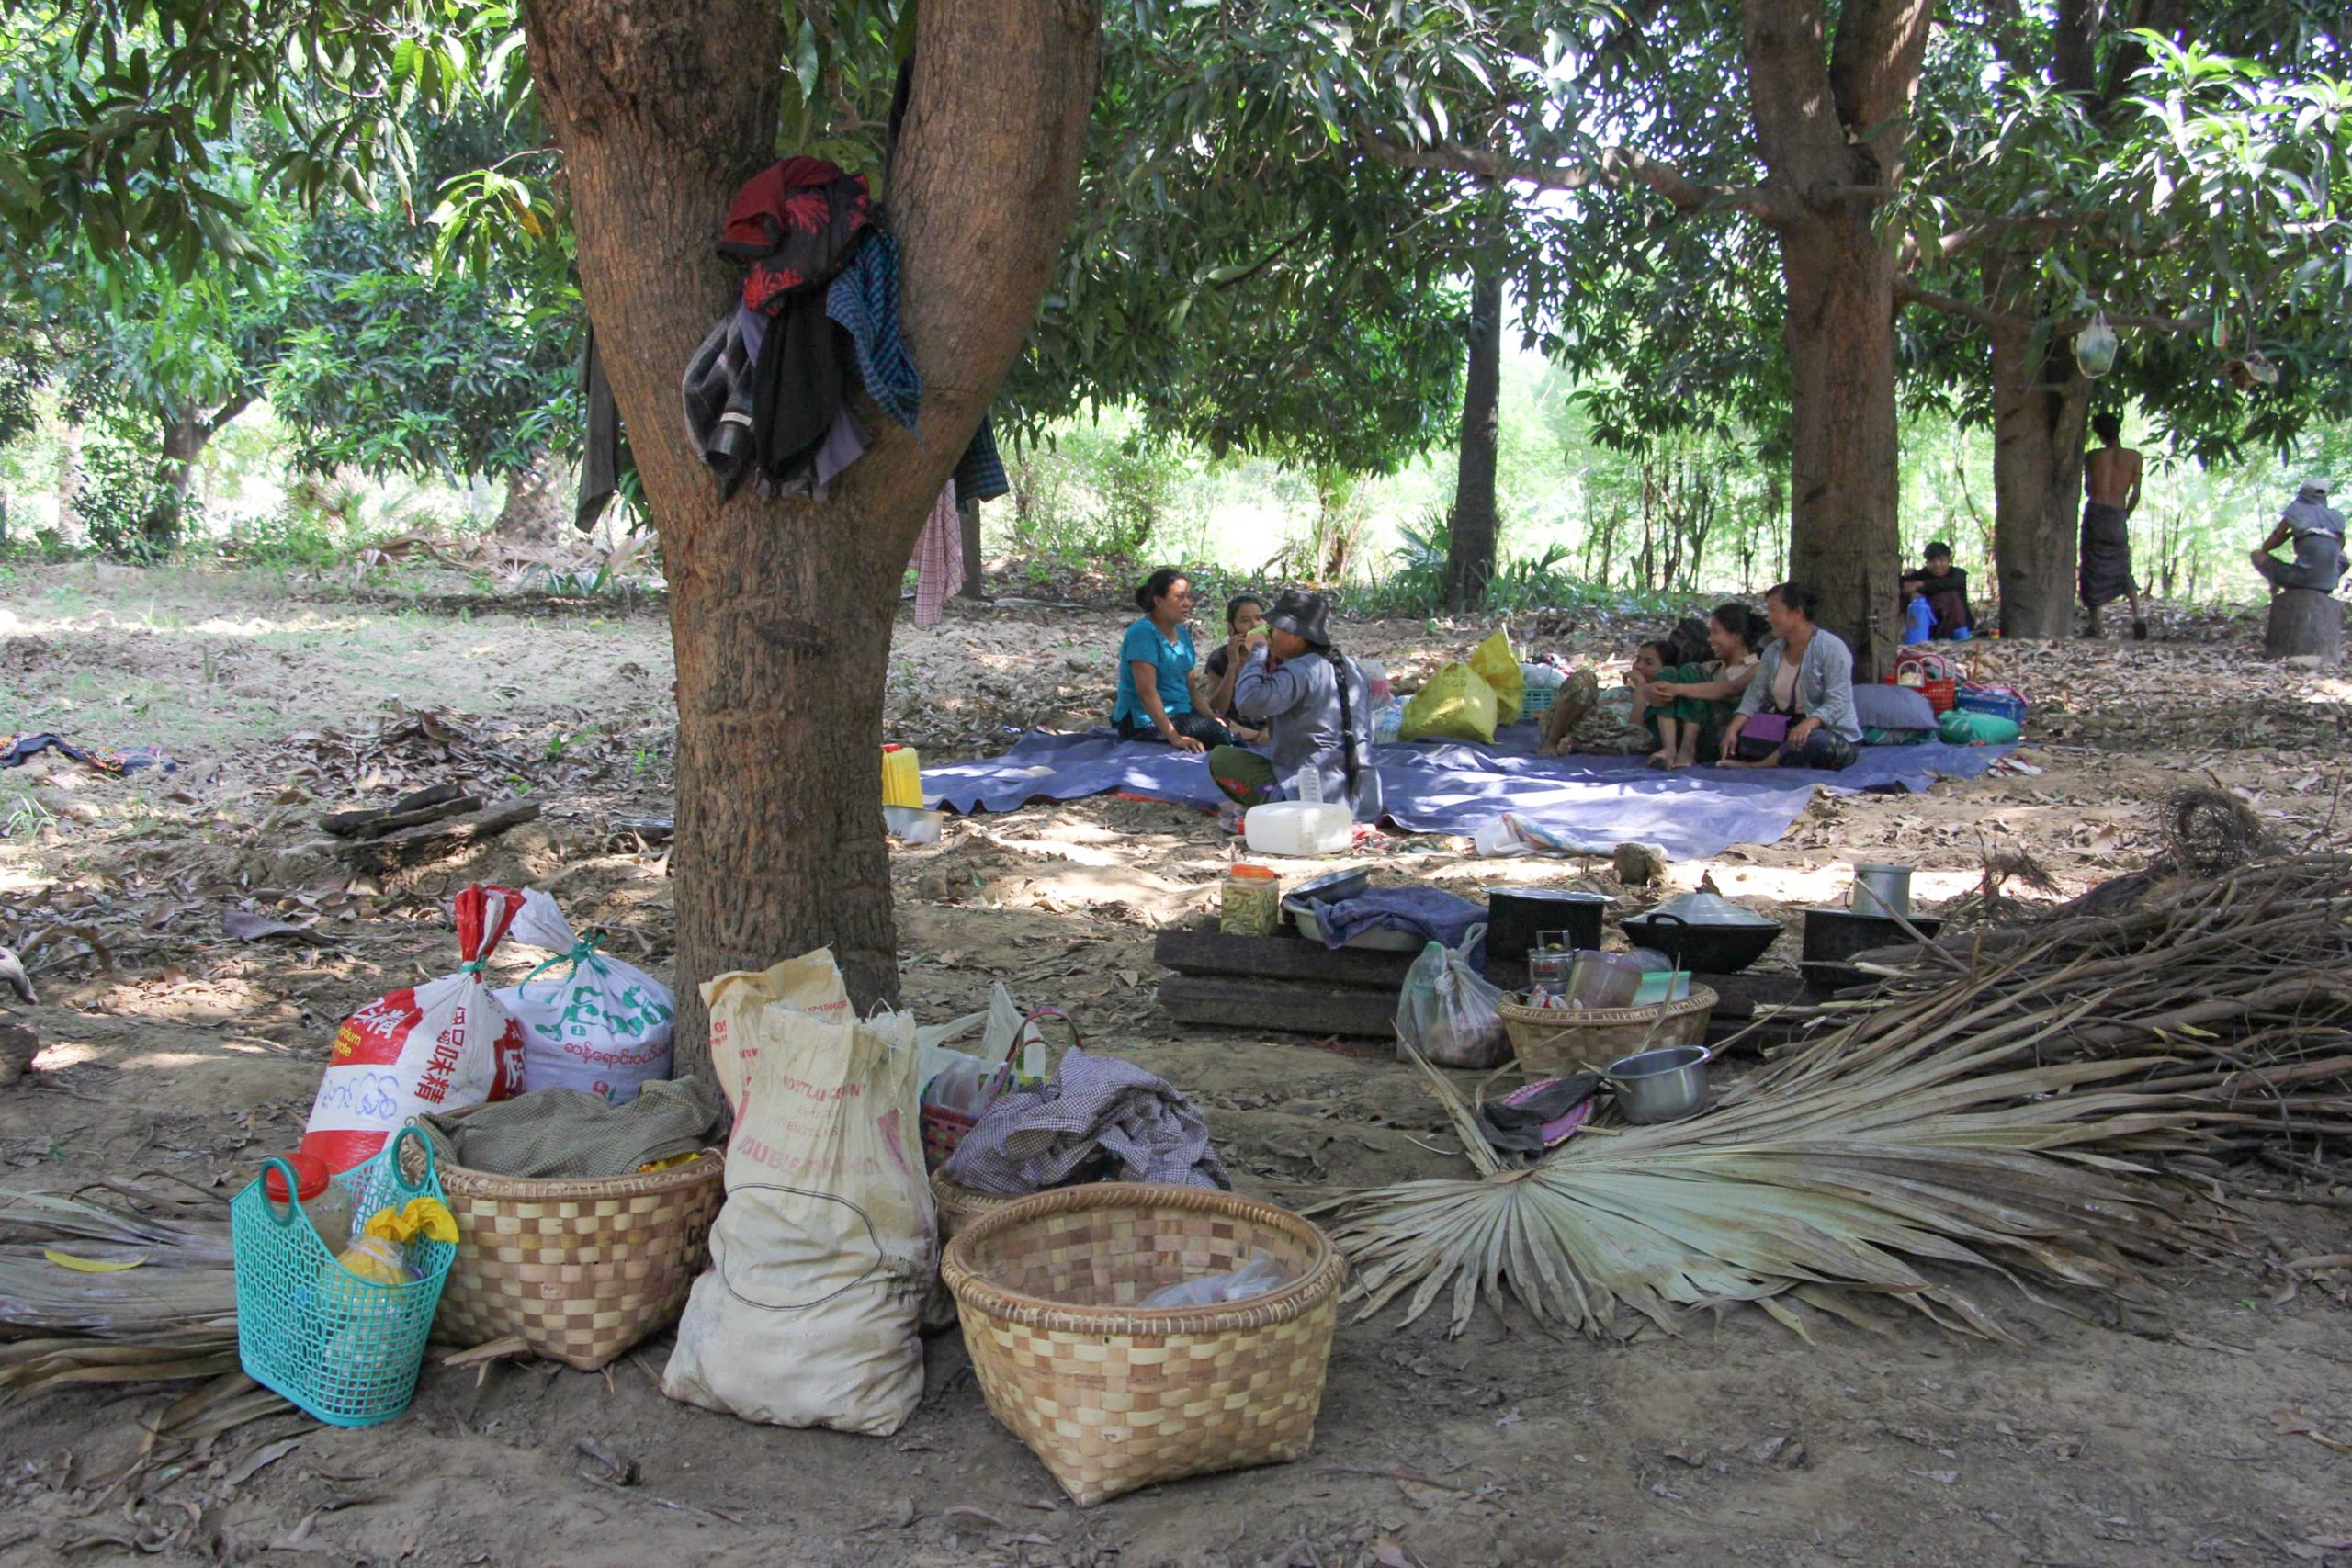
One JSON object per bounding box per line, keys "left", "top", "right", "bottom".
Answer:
{"left": 1158, "top": 975, "right": 1399, "bottom": 1039}
{"left": 1154, "top": 928, "right": 1419, "bottom": 988}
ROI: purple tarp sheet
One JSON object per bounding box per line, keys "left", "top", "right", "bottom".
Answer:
{"left": 922, "top": 723, "right": 2013, "bottom": 862}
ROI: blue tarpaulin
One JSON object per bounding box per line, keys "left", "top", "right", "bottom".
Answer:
{"left": 922, "top": 724, "right": 2012, "bottom": 862}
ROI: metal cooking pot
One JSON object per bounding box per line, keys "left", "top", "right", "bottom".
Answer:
{"left": 1616, "top": 908, "right": 1782, "bottom": 975}
{"left": 1605, "top": 1044, "right": 1712, "bottom": 1124}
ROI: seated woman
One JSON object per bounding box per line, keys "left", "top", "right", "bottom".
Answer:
{"left": 1111, "top": 568, "right": 1233, "bottom": 753}
{"left": 1208, "top": 589, "right": 1384, "bottom": 822}
{"left": 1719, "top": 581, "right": 1861, "bottom": 770}
{"left": 1641, "top": 603, "right": 1765, "bottom": 769}
{"left": 1197, "top": 592, "right": 1272, "bottom": 743}
{"left": 1541, "top": 642, "right": 1669, "bottom": 757}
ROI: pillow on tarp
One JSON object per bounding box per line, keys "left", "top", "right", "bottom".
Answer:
{"left": 1939, "top": 707, "right": 2021, "bottom": 745}
{"left": 1468, "top": 631, "right": 1524, "bottom": 724}
{"left": 1399, "top": 661, "right": 1499, "bottom": 743}
{"left": 1853, "top": 682, "right": 1937, "bottom": 735}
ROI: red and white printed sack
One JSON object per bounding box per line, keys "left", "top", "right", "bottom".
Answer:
{"left": 298, "top": 884, "right": 528, "bottom": 1173}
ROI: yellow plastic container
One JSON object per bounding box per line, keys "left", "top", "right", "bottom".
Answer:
{"left": 881, "top": 745, "right": 922, "bottom": 809}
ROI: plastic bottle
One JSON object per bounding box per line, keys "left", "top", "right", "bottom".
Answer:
{"left": 263, "top": 1151, "right": 358, "bottom": 1250}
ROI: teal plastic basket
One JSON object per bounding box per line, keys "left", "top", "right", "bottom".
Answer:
{"left": 231, "top": 1126, "right": 454, "bottom": 1427}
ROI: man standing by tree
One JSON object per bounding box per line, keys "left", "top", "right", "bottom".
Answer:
{"left": 2081, "top": 412, "right": 2146, "bottom": 641}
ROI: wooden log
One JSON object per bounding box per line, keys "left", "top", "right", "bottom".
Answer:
{"left": 349, "top": 799, "right": 542, "bottom": 872}
{"left": 321, "top": 781, "right": 471, "bottom": 838}
{"left": 2265, "top": 586, "right": 2344, "bottom": 665}
{"left": 1154, "top": 928, "right": 1419, "bottom": 989}
{"left": 1158, "top": 975, "right": 1399, "bottom": 1038}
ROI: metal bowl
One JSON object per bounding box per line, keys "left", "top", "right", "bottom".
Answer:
{"left": 1606, "top": 1044, "right": 1710, "bottom": 1124}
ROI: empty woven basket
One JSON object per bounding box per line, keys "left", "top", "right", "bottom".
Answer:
{"left": 1498, "top": 986, "right": 1717, "bottom": 1076}
{"left": 943, "top": 1183, "right": 1345, "bottom": 1506}
{"left": 431, "top": 1150, "right": 723, "bottom": 1370}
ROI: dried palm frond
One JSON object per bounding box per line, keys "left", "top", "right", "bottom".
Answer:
{"left": 1818, "top": 854, "right": 2352, "bottom": 1138}
{"left": 1307, "top": 981, "right": 2229, "bottom": 1341}
{"left": 0, "top": 1182, "right": 243, "bottom": 1402}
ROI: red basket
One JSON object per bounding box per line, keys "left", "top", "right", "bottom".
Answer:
{"left": 918, "top": 1007, "right": 1083, "bottom": 1172}
{"left": 1889, "top": 674, "right": 1957, "bottom": 714}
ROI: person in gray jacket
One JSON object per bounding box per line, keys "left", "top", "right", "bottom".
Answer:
{"left": 1720, "top": 581, "right": 1863, "bottom": 771}
{"left": 2250, "top": 479, "right": 2345, "bottom": 592}
{"left": 1211, "top": 590, "right": 1385, "bottom": 822}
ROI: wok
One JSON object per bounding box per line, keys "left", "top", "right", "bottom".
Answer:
{"left": 1616, "top": 908, "right": 1781, "bottom": 975}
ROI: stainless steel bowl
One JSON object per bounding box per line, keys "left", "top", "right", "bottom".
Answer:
{"left": 1606, "top": 1044, "right": 1710, "bottom": 1124}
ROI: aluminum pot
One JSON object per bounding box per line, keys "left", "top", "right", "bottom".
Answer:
{"left": 1849, "top": 863, "right": 1913, "bottom": 919}
{"left": 1606, "top": 1044, "right": 1711, "bottom": 1124}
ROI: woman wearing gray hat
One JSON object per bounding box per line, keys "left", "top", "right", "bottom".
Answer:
{"left": 1208, "top": 589, "right": 1384, "bottom": 822}
{"left": 2250, "top": 479, "right": 2345, "bottom": 592}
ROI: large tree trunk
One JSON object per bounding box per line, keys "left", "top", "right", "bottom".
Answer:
{"left": 523, "top": 0, "right": 1100, "bottom": 1073}
{"left": 1741, "top": 0, "right": 1932, "bottom": 681}
{"left": 1444, "top": 266, "right": 1502, "bottom": 613}
{"left": 1778, "top": 213, "right": 1903, "bottom": 675}
{"left": 1989, "top": 322, "right": 2091, "bottom": 638}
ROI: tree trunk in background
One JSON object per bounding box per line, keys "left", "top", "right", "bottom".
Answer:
{"left": 1740, "top": 0, "right": 1934, "bottom": 681}
{"left": 1444, "top": 266, "right": 1502, "bottom": 613}
{"left": 1777, "top": 214, "right": 1903, "bottom": 674}
{"left": 496, "top": 450, "right": 572, "bottom": 545}
{"left": 523, "top": 0, "right": 1099, "bottom": 1074}
{"left": 147, "top": 411, "right": 210, "bottom": 555}
{"left": 1989, "top": 323, "right": 2092, "bottom": 638}
{"left": 958, "top": 499, "right": 986, "bottom": 598}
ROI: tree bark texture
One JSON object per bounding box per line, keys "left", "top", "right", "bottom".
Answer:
{"left": 1741, "top": 0, "right": 1932, "bottom": 678}
{"left": 1444, "top": 266, "right": 1502, "bottom": 613}
{"left": 1989, "top": 321, "right": 2092, "bottom": 638}
{"left": 958, "top": 499, "right": 986, "bottom": 598}
{"left": 2265, "top": 589, "right": 2343, "bottom": 665}
{"left": 522, "top": 0, "right": 1100, "bottom": 1073}
{"left": 496, "top": 450, "right": 572, "bottom": 545}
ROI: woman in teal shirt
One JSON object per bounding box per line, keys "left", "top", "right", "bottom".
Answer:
{"left": 1112, "top": 569, "right": 1234, "bottom": 752}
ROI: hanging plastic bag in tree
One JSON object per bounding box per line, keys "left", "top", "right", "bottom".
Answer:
{"left": 2075, "top": 313, "right": 2118, "bottom": 378}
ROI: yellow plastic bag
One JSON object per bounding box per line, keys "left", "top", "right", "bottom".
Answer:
{"left": 1398, "top": 662, "right": 1499, "bottom": 743}
{"left": 1469, "top": 631, "right": 1523, "bottom": 724}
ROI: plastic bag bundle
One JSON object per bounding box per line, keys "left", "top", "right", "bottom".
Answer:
{"left": 1137, "top": 1251, "right": 1289, "bottom": 1309}
{"left": 1395, "top": 937, "right": 1510, "bottom": 1068}
{"left": 493, "top": 888, "right": 676, "bottom": 1104}
{"left": 1469, "top": 631, "right": 1524, "bottom": 724}
{"left": 1399, "top": 662, "right": 1499, "bottom": 744}
{"left": 298, "top": 886, "right": 527, "bottom": 1175}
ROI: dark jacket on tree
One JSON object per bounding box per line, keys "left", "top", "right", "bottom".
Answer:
{"left": 675, "top": 156, "right": 1011, "bottom": 507}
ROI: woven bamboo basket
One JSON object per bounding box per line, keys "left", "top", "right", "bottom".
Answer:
{"left": 430, "top": 1149, "right": 723, "bottom": 1370}
{"left": 1498, "top": 986, "right": 1717, "bottom": 1076}
{"left": 932, "top": 1172, "right": 1016, "bottom": 1241}
{"left": 942, "top": 1183, "right": 1346, "bottom": 1506}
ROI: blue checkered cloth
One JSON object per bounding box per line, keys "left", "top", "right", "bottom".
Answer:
{"left": 826, "top": 230, "right": 921, "bottom": 432}
{"left": 956, "top": 417, "right": 1010, "bottom": 506}
{"left": 826, "top": 225, "right": 1011, "bottom": 506}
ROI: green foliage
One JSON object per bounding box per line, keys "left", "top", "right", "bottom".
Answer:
{"left": 1001, "top": 417, "right": 1189, "bottom": 567}
{"left": 73, "top": 417, "right": 188, "bottom": 560}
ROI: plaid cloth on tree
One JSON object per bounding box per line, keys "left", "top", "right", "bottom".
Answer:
{"left": 939, "top": 1047, "right": 1228, "bottom": 1196}
{"left": 913, "top": 485, "right": 962, "bottom": 628}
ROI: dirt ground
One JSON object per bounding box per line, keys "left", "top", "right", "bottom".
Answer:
{"left": 2, "top": 562, "right": 2349, "bottom": 1568}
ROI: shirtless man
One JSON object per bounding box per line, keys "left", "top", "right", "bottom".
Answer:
{"left": 2080, "top": 412, "right": 2146, "bottom": 640}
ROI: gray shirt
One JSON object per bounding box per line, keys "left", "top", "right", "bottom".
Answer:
{"left": 1233, "top": 647, "right": 1384, "bottom": 821}
{"left": 2282, "top": 489, "right": 2346, "bottom": 589}
{"left": 1736, "top": 627, "right": 1862, "bottom": 742}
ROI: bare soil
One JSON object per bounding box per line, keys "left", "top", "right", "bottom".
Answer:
{"left": 2, "top": 563, "right": 2348, "bottom": 1568}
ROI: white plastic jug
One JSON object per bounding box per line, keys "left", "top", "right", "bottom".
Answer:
{"left": 1244, "top": 801, "right": 1353, "bottom": 856}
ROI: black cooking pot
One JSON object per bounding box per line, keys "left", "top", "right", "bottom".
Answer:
{"left": 1484, "top": 887, "right": 1610, "bottom": 961}
{"left": 1617, "top": 909, "right": 1781, "bottom": 975}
